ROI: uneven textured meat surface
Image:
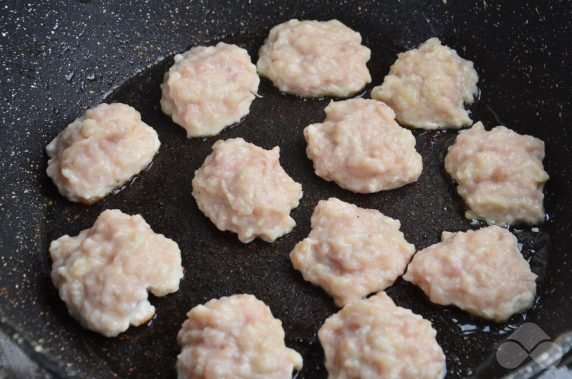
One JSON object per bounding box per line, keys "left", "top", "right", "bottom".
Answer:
{"left": 318, "top": 292, "right": 446, "bottom": 379}
{"left": 192, "top": 138, "right": 302, "bottom": 243}
{"left": 49, "top": 209, "right": 183, "bottom": 337}
{"left": 371, "top": 38, "right": 478, "bottom": 129}
{"left": 257, "top": 19, "right": 371, "bottom": 97}
{"left": 46, "top": 103, "right": 160, "bottom": 204}
{"left": 161, "top": 42, "right": 259, "bottom": 137}
{"left": 445, "top": 122, "right": 548, "bottom": 225}
{"left": 403, "top": 226, "right": 537, "bottom": 322}
{"left": 290, "top": 198, "right": 415, "bottom": 306}
{"left": 304, "top": 99, "right": 422, "bottom": 193}
{"left": 176, "top": 294, "right": 303, "bottom": 379}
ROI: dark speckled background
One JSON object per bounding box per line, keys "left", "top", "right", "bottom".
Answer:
{"left": 0, "top": 0, "right": 571, "bottom": 378}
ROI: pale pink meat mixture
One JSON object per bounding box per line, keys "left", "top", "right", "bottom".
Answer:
{"left": 161, "top": 42, "right": 259, "bottom": 137}
{"left": 403, "top": 226, "right": 537, "bottom": 322}
{"left": 176, "top": 294, "right": 303, "bottom": 379}
{"left": 46, "top": 103, "right": 160, "bottom": 204}
{"left": 290, "top": 198, "right": 415, "bottom": 306}
{"left": 192, "top": 138, "right": 302, "bottom": 243}
{"left": 257, "top": 19, "right": 371, "bottom": 97}
{"left": 319, "top": 292, "right": 446, "bottom": 379}
{"left": 445, "top": 122, "right": 549, "bottom": 225}
{"left": 49, "top": 209, "right": 183, "bottom": 337}
{"left": 304, "top": 99, "right": 422, "bottom": 193}
{"left": 371, "top": 37, "right": 478, "bottom": 129}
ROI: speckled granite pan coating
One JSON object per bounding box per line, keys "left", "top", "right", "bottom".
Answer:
{"left": 0, "top": 1, "right": 570, "bottom": 378}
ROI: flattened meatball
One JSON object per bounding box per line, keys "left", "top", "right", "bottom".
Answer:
{"left": 404, "top": 226, "right": 537, "bottom": 322}
{"left": 372, "top": 37, "right": 478, "bottom": 129}
{"left": 49, "top": 209, "right": 183, "bottom": 337}
{"left": 290, "top": 198, "right": 415, "bottom": 306}
{"left": 257, "top": 19, "right": 371, "bottom": 97}
{"left": 46, "top": 103, "right": 160, "bottom": 204}
{"left": 192, "top": 138, "right": 302, "bottom": 243}
{"left": 319, "top": 292, "right": 446, "bottom": 379}
{"left": 304, "top": 99, "right": 422, "bottom": 193}
{"left": 176, "top": 294, "right": 303, "bottom": 379}
{"left": 161, "top": 42, "right": 259, "bottom": 137}
{"left": 445, "top": 122, "right": 549, "bottom": 225}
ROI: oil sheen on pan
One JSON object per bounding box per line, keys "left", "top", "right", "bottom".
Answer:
{"left": 40, "top": 25, "right": 553, "bottom": 379}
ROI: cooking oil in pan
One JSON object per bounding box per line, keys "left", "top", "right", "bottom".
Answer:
{"left": 41, "top": 29, "right": 552, "bottom": 379}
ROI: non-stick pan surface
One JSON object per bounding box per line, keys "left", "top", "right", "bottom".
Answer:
{"left": 0, "top": 0, "right": 571, "bottom": 378}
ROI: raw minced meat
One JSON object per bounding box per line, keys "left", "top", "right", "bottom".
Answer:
{"left": 445, "top": 122, "right": 548, "bottom": 225}
{"left": 46, "top": 103, "right": 160, "bottom": 204}
{"left": 403, "top": 225, "right": 537, "bottom": 322}
{"left": 318, "top": 292, "right": 446, "bottom": 379}
{"left": 304, "top": 99, "right": 422, "bottom": 193}
{"left": 161, "top": 42, "right": 259, "bottom": 137}
{"left": 290, "top": 198, "right": 415, "bottom": 306}
{"left": 50, "top": 209, "right": 183, "bottom": 337}
{"left": 176, "top": 294, "right": 303, "bottom": 379}
{"left": 192, "top": 138, "right": 302, "bottom": 243}
{"left": 257, "top": 19, "right": 371, "bottom": 97}
{"left": 371, "top": 37, "right": 478, "bottom": 129}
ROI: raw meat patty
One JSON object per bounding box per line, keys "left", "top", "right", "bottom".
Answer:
{"left": 46, "top": 103, "right": 160, "bottom": 204}
{"left": 161, "top": 42, "right": 259, "bottom": 137}
{"left": 257, "top": 19, "right": 371, "bottom": 97}
{"left": 304, "top": 99, "right": 422, "bottom": 193}
{"left": 192, "top": 138, "right": 302, "bottom": 243}
{"left": 318, "top": 292, "right": 446, "bottom": 379}
{"left": 176, "top": 294, "right": 303, "bottom": 379}
{"left": 403, "top": 226, "right": 537, "bottom": 322}
{"left": 290, "top": 198, "right": 415, "bottom": 306}
{"left": 445, "top": 122, "right": 549, "bottom": 225}
{"left": 371, "top": 37, "right": 478, "bottom": 129}
{"left": 49, "top": 209, "right": 183, "bottom": 337}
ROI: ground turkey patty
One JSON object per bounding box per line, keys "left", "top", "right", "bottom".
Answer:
{"left": 445, "top": 122, "right": 548, "bottom": 225}
{"left": 46, "top": 103, "right": 160, "bottom": 204}
{"left": 161, "top": 42, "right": 259, "bottom": 137}
{"left": 49, "top": 209, "right": 183, "bottom": 337}
{"left": 192, "top": 138, "right": 302, "bottom": 243}
{"left": 176, "top": 294, "right": 303, "bottom": 379}
{"left": 372, "top": 37, "right": 478, "bottom": 129}
{"left": 290, "top": 198, "right": 415, "bottom": 306}
{"left": 404, "top": 226, "right": 537, "bottom": 322}
{"left": 304, "top": 99, "right": 422, "bottom": 193}
{"left": 319, "top": 292, "right": 446, "bottom": 379}
{"left": 257, "top": 19, "right": 371, "bottom": 97}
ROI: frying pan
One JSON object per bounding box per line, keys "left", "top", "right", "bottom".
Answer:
{"left": 0, "top": 0, "right": 571, "bottom": 378}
